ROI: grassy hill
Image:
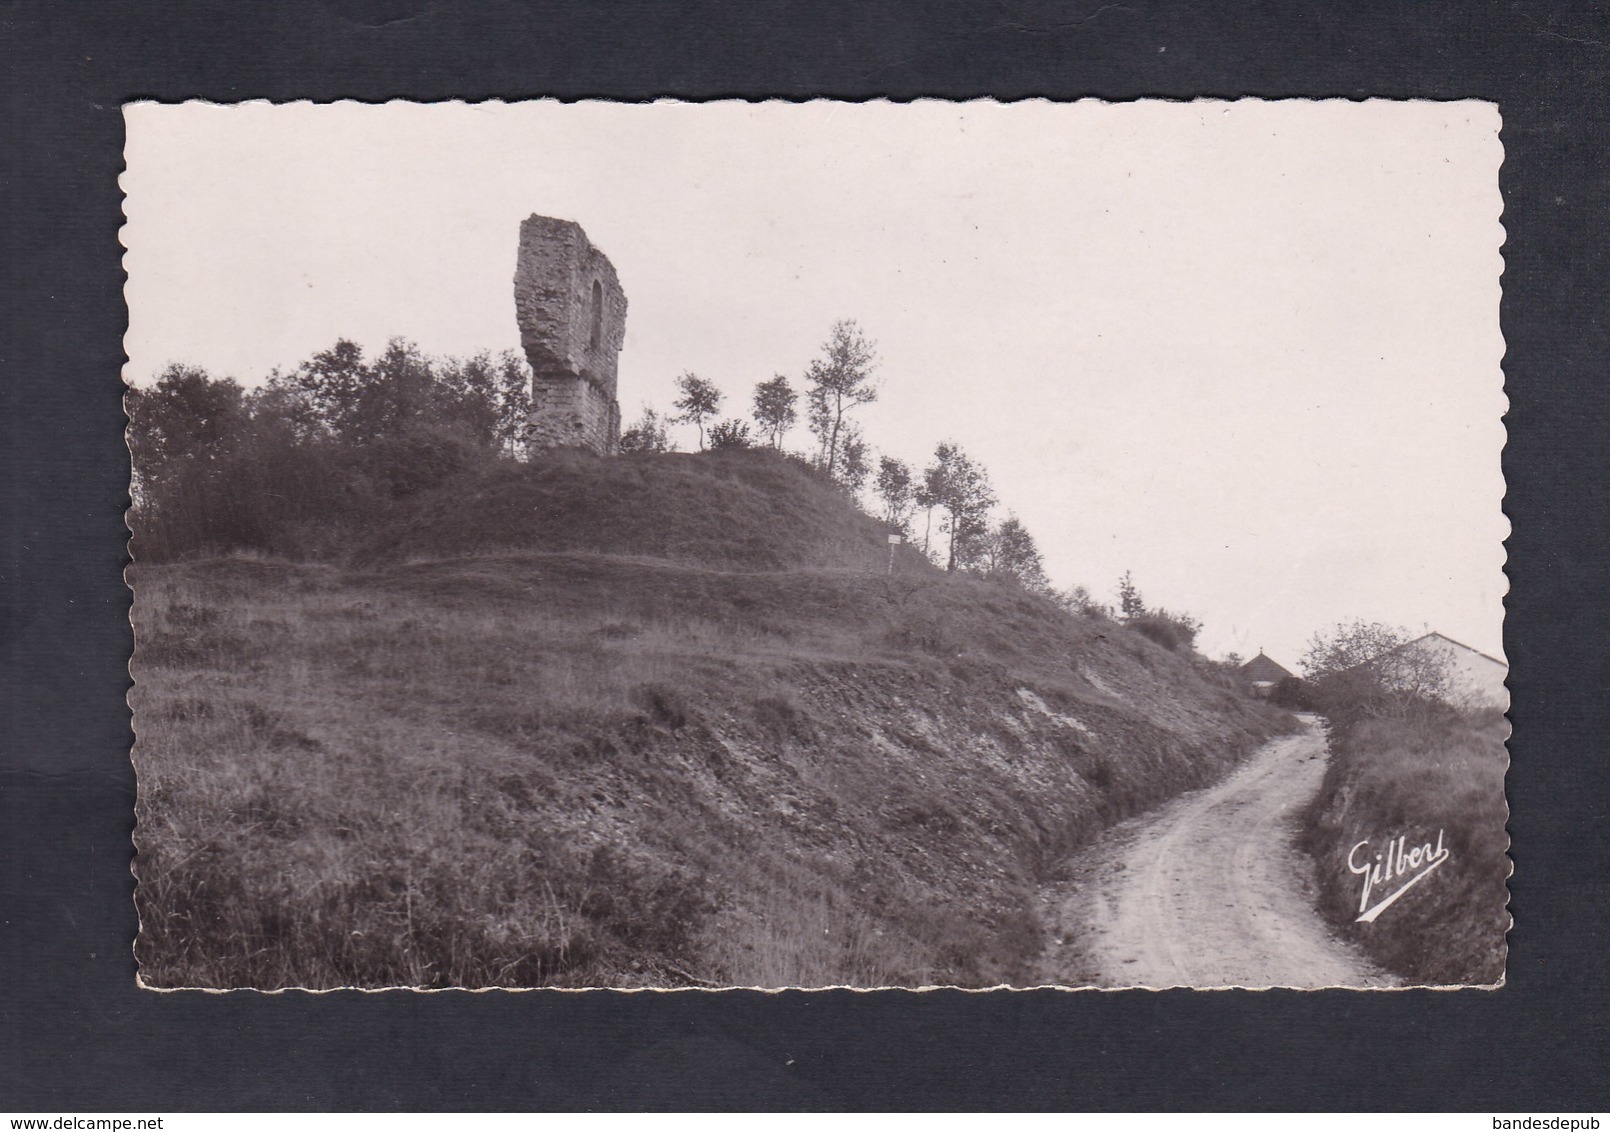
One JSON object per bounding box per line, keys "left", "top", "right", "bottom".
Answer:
{"left": 354, "top": 447, "right": 915, "bottom": 572}
{"left": 131, "top": 447, "right": 1290, "bottom": 989}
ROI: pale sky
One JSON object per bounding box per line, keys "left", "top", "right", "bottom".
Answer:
{"left": 122, "top": 100, "right": 1507, "bottom": 665}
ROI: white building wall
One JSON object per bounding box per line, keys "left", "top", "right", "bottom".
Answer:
{"left": 1408, "top": 635, "right": 1509, "bottom": 710}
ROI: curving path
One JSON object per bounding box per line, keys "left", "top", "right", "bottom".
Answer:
{"left": 1035, "top": 716, "right": 1397, "bottom": 989}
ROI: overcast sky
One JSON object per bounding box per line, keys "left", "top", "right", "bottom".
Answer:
{"left": 123, "top": 100, "right": 1507, "bottom": 665}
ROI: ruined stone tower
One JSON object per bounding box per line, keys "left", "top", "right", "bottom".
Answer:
{"left": 514, "top": 215, "right": 627, "bottom": 454}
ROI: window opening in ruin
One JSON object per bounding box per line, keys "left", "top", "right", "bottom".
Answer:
{"left": 589, "top": 280, "right": 603, "bottom": 350}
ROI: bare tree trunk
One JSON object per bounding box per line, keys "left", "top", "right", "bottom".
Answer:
{"left": 825, "top": 402, "right": 842, "bottom": 476}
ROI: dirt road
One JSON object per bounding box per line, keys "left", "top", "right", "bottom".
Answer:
{"left": 1036, "top": 717, "right": 1397, "bottom": 989}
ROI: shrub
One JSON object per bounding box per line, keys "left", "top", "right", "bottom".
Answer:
{"left": 1268, "top": 675, "right": 1312, "bottom": 710}
{"left": 356, "top": 423, "right": 488, "bottom": 500}
{"left": 707, "top": 418, "right": 754, "bottom": 450}
{"left": 1124, "top": 607, "right": 1201, "bottom": 653}
{"left": 1057, "top": 584, "right": 1113, "bottom": 620}
{"left": 620, "top": 407, "right": 672, "bottom": 453}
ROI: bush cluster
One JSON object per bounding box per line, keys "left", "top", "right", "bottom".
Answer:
{"left": 1124, "top": 608, "right": 1201, "bottom": 653}
{"left": 128, "top": 343, "right": 527, "bottom": 561}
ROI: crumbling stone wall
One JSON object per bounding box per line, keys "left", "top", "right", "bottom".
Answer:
{"left": 514, "top": 215, "right": 627, "bottom": 454}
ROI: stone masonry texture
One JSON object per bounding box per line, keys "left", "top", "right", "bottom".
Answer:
{"left": 514, "top": 215, "right": 627, "bottom": 454}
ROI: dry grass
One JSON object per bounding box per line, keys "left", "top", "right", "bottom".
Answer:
{"left": 131, "top": 553, "right": 1289, "bottom": 989}
{"left": 130, "top": 449, "right": 1292, "bottom": 990}
{"left": 1301, "top": 705, "right": 1510, "bottom": 985}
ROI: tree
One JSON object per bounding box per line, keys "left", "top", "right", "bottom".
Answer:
{"left": 291, "top": 338, "right": 370, "bottom": 441}
{"left": 249, "top": 373, "right": 322, "bottom": 442}
{"left": 491, "top": 350, "right": 534, "bottom": 455}
{"left": 673, "top": 372, "right": 723, "bottom": 451}
{"left": 708, "top": 419, "right": 753, "bottom": 449}
{"left": 1300, "top": 620, "right": 1451, "bottom": 718}
{"left": 433, "top": 350, "right": 506, "bottom": 448}
{"left": 126, "top": 363, "right": 248, "bottom": 523}
{"left": 751, "top": 374, "right": 797, "bottom": 449}
{"left": 287, "top": 336, "right": 433, "bottom": 445}
{"left": 1300, "top": 620, "right": 1412, "bottom": 683}
{"left": 1116, "top": 570, "right": 1145, "bottom": 619}
{"left": 126, "top": 364, "right": 246, "bottom": 485}
{"left": 1222, "top": 651, "right": 1246, "bottom": 669}
{"left": 369, "top": 337, "right": 435, "bottom": 436}
{"left": 874, "top": 456, "right": 916, "bottom": 528}
{"left": 804, "top": 319, "right": 878, "bottom": 478}
{"left": 837, "top": 426, "right": 871, "bottom": 492}
{"left": 981, "top": 515, "right": 1050, "bottom": 592}
{"left": 914, "top": 461, "right": 946, "bottom": 558}
{"left": 924, "top": 441, "right": 996, "bottom": 573}
{"left": 127, "top": 364, "right": 315, "bottom": 559}
{"left": 619, "top": 406, "right": 672, "bottom": 453}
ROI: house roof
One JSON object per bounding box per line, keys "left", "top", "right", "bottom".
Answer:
{"left": 1334, "top": 631, "right": 1509, "bottom": 683}
{"left": 1381, "top": 632, "right": 1508, "bottom": 669}
{"left": 1238, "top": 652, "right": 1295, "bottom": 683}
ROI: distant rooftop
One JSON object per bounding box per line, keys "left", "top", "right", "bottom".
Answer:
{"left": 1238, "top": 652, "right": 1294, "bottom": 684}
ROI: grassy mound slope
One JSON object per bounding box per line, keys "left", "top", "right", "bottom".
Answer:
{"left": 1301, "top": 707, "right": 1509, "bottom": 986}
{"left": 131, "top": 449, "right": 1290, "bottom": 989}
{"left": 356, "top": 446, "right": 913, "bottom": 573}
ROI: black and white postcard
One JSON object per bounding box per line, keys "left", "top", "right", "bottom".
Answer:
{"left": 122, "top": 99, "right": 1507, "bottom": 991}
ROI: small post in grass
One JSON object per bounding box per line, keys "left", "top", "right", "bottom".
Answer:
{"left": 887, "top": 533, "right": 902, "bottom": 575}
